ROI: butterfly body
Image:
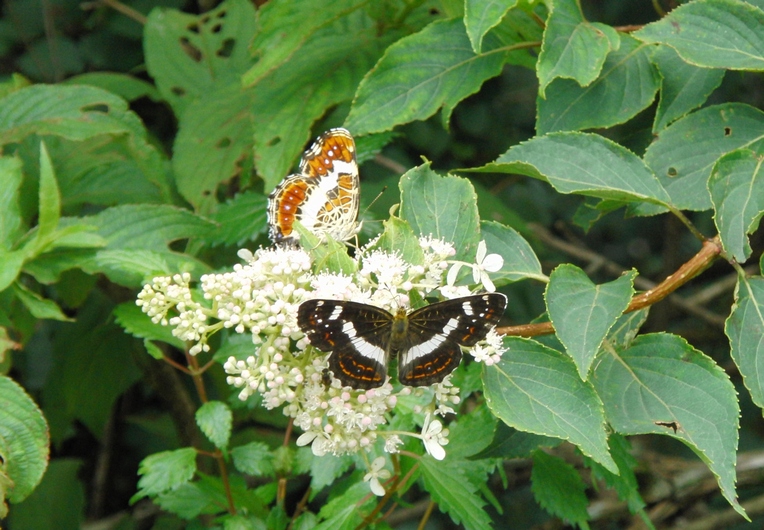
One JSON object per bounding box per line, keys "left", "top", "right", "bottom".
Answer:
{"left": 298, "top": 294, "right": 507, "bottom": 389}
{"left": 267, "top": 128, "right": 360, "bottom": 244}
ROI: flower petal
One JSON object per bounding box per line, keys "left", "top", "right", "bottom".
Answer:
{"left": 482, "top": 253, "right": 504, "bottom": 272}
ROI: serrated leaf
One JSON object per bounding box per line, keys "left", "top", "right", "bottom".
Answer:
{"left": 546, "top": 265, "right": 635, "bottom": 379}
{"left": 464, "top": 0, "right": 516, "bottom": 53}
{"left": 470, "top": 132, "right": 671, "bottom": 207}
{"left": 196, "top": 401, "right": 232, "bottom": 450}
{"left": 173, "top": 82, "right": 255, "bottom": 212}
{"left": 480, "top": 221, "right": 544, "bottom": 285}
{"left": 91, "top": 249, "right": 207, "bottom": 289}
{"left": 483, "top": 337, "right": 617, "bottom": 473}
{"left": 243, "top": 0, "right": 367, "bottom": 85}
{"left": 727, "top": 275, "right": 764, "bottom": 411}
{"left": 36, "top": 142, "right": 60, "bottom": 247}
{"left": 207, "top": 191, "right": 269, "bottom": 246}
{"left": 88, "top": 204, "right": 217, "bottom": 250}
{"left": 0, "top": 84, "right": 145, "bottom": 144}
{"left": 293, "top": 222, "right": 357, "bottom": 275}
{"left": 399, "top": 164, "right": 480, "bottom": 262}
{"left": 445, "top": 403, "right": 497, "bottom": 459}
{"left": 345, "top": 18, "right": 510, "bottom": 135}
{"left": 586, "top": 434, "right": 646, "bottom": 515}
{"left": 135, "top": 447, "right": 198, "bottom": 499}
{"left": 114, "top": 302, "right": 185, "bottom": 349}
{"left": 144, "top": 0, "right": 257, "bottom": 115}
{"left": 370, "top": 216, "right": 425, "bottom": 266}
{"left": 538, "top": 34, "right": 659, "bottom": 134}
{"left": 0, "top": 375, "right": 49, "bottom": 503}
{"left": 537, "top": 0, "right": 620, "bottom": 96}
{"left": 472, "top": 422, "right": 562, "bottom": 460}
{"left": 12, "top": 282, "right": 71, "bottom": 322}
{"left": 0, "top": 156, "right": 23, "bottom": 251}
{"left": 63, "top": 72, "right": 162, "bottom": 102}
{"left": 641, "top": 103, "right": 764, "bottom": 212}
{"left": 314, "top": 482, "right": 370, "bottom": 530}
{"left": 652, "top": 45, "right": 725, "bottom": 132}
{"left": 709, "top": 148, "right": 764, "bottom": 262}
{"left": 634, "top": 0, "right": 764, "bottom": 71}
{"left": 420, "top": 456, "right": 492, "bottom": 530}
{"left": 606, "top": 308, "right": 649, "bottom": 350}
{"left": 531, "top": 451, "right": 590, "bottom": 529}
{"left": 154, "top": 480, "right": 226, "bottom": 519}
{"left": 231, "top": 442, "right": 275, "bottom": 477}
{"left": 591, "top": 333, "right": 743, "bottom": 517}
{"left": 310, "top": 454, "right": 353, "bottom": 493}
{"left": 252, "top": 11, "right": 393, "bottom": 191}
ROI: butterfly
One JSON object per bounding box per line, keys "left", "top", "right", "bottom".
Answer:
{"left": 267, "top": 128, "right": 360, "bottom": 245}
{"left": 297, "top": 293, "right": 507, "bottom": 389}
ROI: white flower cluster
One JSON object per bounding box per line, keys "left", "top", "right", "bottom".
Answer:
{"left": 136, "top": 236, "right": 507, "bottom": 495}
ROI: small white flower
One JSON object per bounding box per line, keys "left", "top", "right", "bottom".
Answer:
{"left": 472, "top": 240, "right": 503, "bottom": 292}
{"left": 363, "top": 456, "right": 392, "bottom": 496}
{"left": 421, "top": 413, "right": 449, "bottom": 460}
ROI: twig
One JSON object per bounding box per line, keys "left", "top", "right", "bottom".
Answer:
{"left": 496, "top": 233, "right": 724, "bottom": 337}
{"left": 81, "top": 0, "right": 148, "bottom": 25}
{"left": 374, "top": 153, "right": 408, "bottom": 175}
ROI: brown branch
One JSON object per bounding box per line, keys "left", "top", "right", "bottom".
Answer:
{"left": 496, "top": 235, "right": 724, "bottom": 337}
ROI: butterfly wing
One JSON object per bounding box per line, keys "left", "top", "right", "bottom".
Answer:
{"left": 297, "top": 300, "right": 393, "bottom": 389}
{"left": 398, "top": 293, "right": 507, "bottom": 386}
{"left": 267, "top": 128, "right": 359, "bottom": 244}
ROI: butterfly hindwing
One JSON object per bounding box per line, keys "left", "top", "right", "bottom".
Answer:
{"left": 398, "top": 294, "right": 507, "bottom": 386}
{"left": 298, "top": 300, "right": 393, "bottom": 389}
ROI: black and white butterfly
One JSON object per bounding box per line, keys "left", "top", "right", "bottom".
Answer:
{"left": 297, "top": 293, "right": 507, "bottom": 389}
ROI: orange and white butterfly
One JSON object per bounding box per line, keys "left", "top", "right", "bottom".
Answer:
{"left": 267, "top": 128, "right": 360, "bottom": 245}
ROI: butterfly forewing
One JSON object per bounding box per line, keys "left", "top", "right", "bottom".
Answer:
{"left": 398, "top": 293, "right": 507, "bottom": 386}
{"left": 298, "top": 300, "right": 393, "bottom": 389}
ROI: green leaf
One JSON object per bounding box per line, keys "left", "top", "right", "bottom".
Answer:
{"left": 0, "top": 84, "right": 146, "bottom": 144}
{"left": 6, "top": 460, "right": 83, "bottom": 529}
{"left": 586, "top": 434, "right": 646, "bottom": 515}
{"left": 144, "top": 0, "right": 257, "bottom": 115}
{"left": 531, "top": 451, "right": 590, "bottom": 529}
{"left": 314, "top": 482, "right": 370, "bottom": 530}
{"left": 591, "top": 333, "right": 743, "bottom": 517}
{"left": 652, "top": 45, "right": 725, "bottom": 132}
{"left": 483, "top": 337, "right": 617, "bottom": 472}
{"left": 537, "top": 0, "right": 620, "bottom": 97}
{"left": 473, "top": 422, "right": 562, "bottom": 460}
{"left": 135, "top": 447, "right": 198, "bottom": 499}
{"left": 310, "top": 454, "right": 353, "bottom": 493}
{"left": 113, "top": 302, "right": 185, "bottom": 350}
{"left": 606, "top": 308, "right": 649, "bottom": 350}
{"left": 63, "top": 72, "right": 162, "bottom": 102}
{"left": 546, "top": 265, "right": 635, "bottom": 379}
{"left": 464, "top": 0, "right": 516, "bottom": 53}
{"left": 294, "top": 222, "right": 357, "bottom": 275}
{"left": 399, "top": 164, "right": 481, "bottom": 262}
{"left": 91, "top": 249, "right": 207, "bottom": 289}
{"left": 231, "top": 442, "right": 276, "bottom": 478}
{"left": 727, "top": 276, "right": 764, "bottom": 412}
{"left": 207, "top": 191, "right": 269, "bottom": 246}
{"left": 243, "top": 0, "right": 367, "bottom": 85}
{"left": 12, "top": 282, "right": 71, "bottom": 322}
{"left": 0, "top": 375, "right": 49, "bottom": 503}
{"left": 480, "top": 221, "right": 544, "bottom": 285}
{"left": 0, "top": 250, "right": 25, "bottom": 293}
{"left": 445, "top": 403, "right": 497, "bottom": 459}
{"left": 154, "top": 479, "right": 226, "bottom": 519}
{"left": 709, "top": 148, "right": 764, "bottom": 262}
{"left": 172, "top": 82, "right": 255, "bottom": 212}
{"left": 471, "top": 132, "right": 671, "bottom": 207}
{"left": 345, "top": 18, "right": 510, "bottom": 135}
{"left": 88, "top": 204, "right": 217, "bottom": 251}
{"left": 196, "top": 401, "right": 233, "bottom": 450}
{"left": 370, "top": 216, "right": 425, "bottom": 266}
{"left": 420, "top": 455, "right": 492, "bottom": 530}
{"left": 0, "top": 156, "right": 23, "bottom": 251}
{"left": 538, "top": 35, "right": 659, "bottom": 134}
{"left": 251, "top": 10, "right": 393, "bottom": 190}
{"left": 35, "top": 141, "right": 61, "bottom": 248}
{"left": 634, "top": 0, "right": 764, "bottom": 71}
{"left": 641, "top": 103, "right": 764, "bottom": 212}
